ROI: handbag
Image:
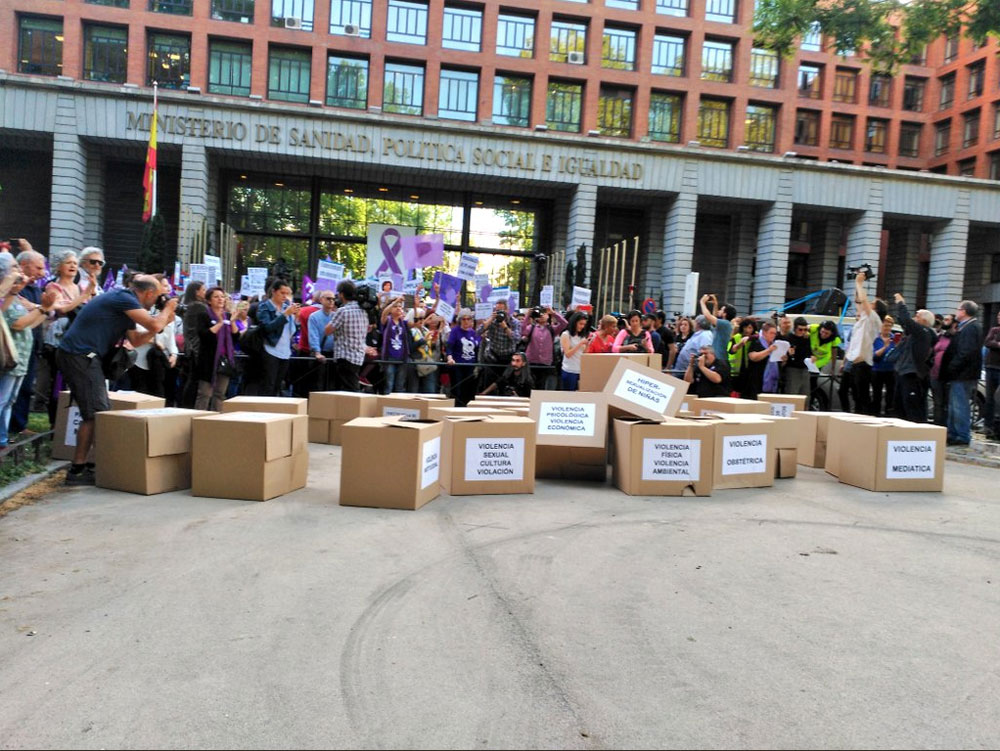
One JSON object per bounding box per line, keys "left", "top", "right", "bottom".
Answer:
{"left": 103, "top": 341, "right": 137, "bottom": 381}
{"left": 0, "top": 314, "right": 18, "bottom": 373}
{"left": 217, "top": 353, "right": 240, "bottom": 378}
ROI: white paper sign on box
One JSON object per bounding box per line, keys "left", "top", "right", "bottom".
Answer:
{"left": 885, "top": 440, "right": 936, "bottom": 479}
{"left": 383, "top": 407, "right": 421, "bottom": 420}
{"left": 613, "top": 371, "right": 676, "bottom": 413}
{"left": 538, "top": 402, "right": 596, "bottom": 437}
{"left": 768, "top": 402, "right": 795, "bottom": 417}
{"left": 64, "top": 406, "right": 82, "bottom": 446}
{"left": 421, "top": 436, "right": 441, "bottom": 489}
{"left": 721, "top": 433, "right": 768, "bottom": 475}
{"left": 641, "top": 438, "right": 701, "bottom": 482}
{"left": 464, "top": 437, "right": 525, "bottom": 481}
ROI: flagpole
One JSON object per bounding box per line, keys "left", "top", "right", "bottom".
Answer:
{"left": 151, "top": 82, "right": 158, "bottom": 219}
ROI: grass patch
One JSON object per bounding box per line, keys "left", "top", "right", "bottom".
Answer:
{"left": 1, "top": 411, "right": 56, "bottom": 488}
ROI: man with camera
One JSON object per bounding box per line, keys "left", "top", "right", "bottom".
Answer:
{"left": 477, "top": 300, "right": 521, "bottom": 390}
{"left": 684, "top": 344, "right": 730, "bottom": 397}
{"left": 890, "top": 293, "right": 936, "bottom": 424}
{"left": 839, "top": 269, "right": 885, "bottom": 415}
{"left": 520, "top": 305, "right": 566, "bottom": 392}
{"left": 480, "top": 351, "right": 534, "bottom": 398}
{"left": 57, "top": 274, "right": 178, "bottom": 485}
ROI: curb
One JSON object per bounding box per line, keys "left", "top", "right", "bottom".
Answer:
{"left": 0, "top": 461, "right": 70, "bottom": 505}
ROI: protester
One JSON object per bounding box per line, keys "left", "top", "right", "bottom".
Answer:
{"left": 329, "top": 280, "right": 368, "bottom": 392}
{"left": 179, "top": 281, "right": 208, "bottom": 407}
{"left": 410, "top": 310, "right": 445, "bottom": 394}
{"left": 641, "top": 313, "right": 662, "bottom": 354}
{"left": 809, "top": 320, "right": 842, "bottom": 373}
{"left": 193, "top": 286, "right": 244, "bottom": 411}
{"left": 669, "top": 316, "right": 693, "bottom": 369}
{"left": 445, "top": 309, "right": 480, "bottom": 406}
{"left": 477, "top": 300, "right": 520, "bottom": 390}
{"left": 521, "top": 306, "right": 567, "bottom": 391}
{"left": 379, "top": 295, "right": 410, "bottom": 393}
{"left": 871, "top": 316, "right": 897, "bottom": 416}
{"left": 559, "top": 312, "right": 591, "bottom": 391}
{"left": 307, "top": 290, "right": 337, "bottom": 392}
{"left": 77, "top": 247, "right": 106, "bottom": 296}
{"left": 257, "top": 280, "right": 300, "bottom": 396}
{"left": 735, "top": 320, "right": 777, "bottom": 400}
{"left": 613, "top": 310, "right": 654, "bottom": 354}
{"left": 780, "top": 317, "right": 813, "bottom": 397}
{"left": 890, "top": 294, "right": 936, "bottom": 424}
{"left": 586, "top": 314, "right": 619, "bottom": 353}
{"left": 8, "top": 244, "right": 47, "bottom": 437}
{"left": 480, "top": 351, "right": 533, "bottom": 397}
{"left": 130, "top": 277, "right": 179, "bottom": 400}
{"left": 290, "top": 289, "right": 322, "bottom": 397}
{"left": 675, "top": 315, "right": 714, "bottom": 374}
{"left": 929, "top": 315, "right": 955, "bottom": 426}
{"left": 838, "top": 271, "right": 885, "bottom": 415}
{"left": 983, "top": 311, "right": 1000, "bottom": 440}
{"left": 944, "top": 300, "right": 983, "bottom": 446}
{"left": 684, "top": 343, "right": 730, "bottom": 398}
{"left": 651, "top": 311, "right": 674, "bottom": 368}
{"left": 699, "top": 294, "right": 736, "bottom": 364}
{"left": 729, "top": 318, "right": 758, "bottom": 396}
{"left": 57, "top": 275, "right": 178, "bottom": 484}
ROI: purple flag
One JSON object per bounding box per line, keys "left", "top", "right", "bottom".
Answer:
{"left": 103, "top": 270, "right": 115, "bottom": 291}
{"left": 434, "top": 272, "right": 462, "bottom": 307}
{"left": 400, "top": 233, "right": 445, "bottom": 271}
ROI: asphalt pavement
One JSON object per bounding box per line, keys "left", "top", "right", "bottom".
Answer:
{"left": 1, "top": 445, "right": 999, "bottom": 749}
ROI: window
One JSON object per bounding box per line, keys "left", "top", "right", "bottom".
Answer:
{"left": 749, "top": 48, "right": 778, "bottom": 88}
{"left": 869, "top": 74, "right": 891, "bottom": 107}
{"left": 386, "top": 0, "right": 427, "bottom": 45}
{"left": 602, "top": 26, "right": 636, "bottom": 70}
{"left": 271, "top": 0, "right": 313, "bottom": 29}
{"left": 326, "top": 55, "right": 367, "bottom": 109}
{"left": 83, "top": 25, "right": 128, "bottom": 83}
{"left": 150, "top": 0, "right": 193, "bottom": 14}
{"left": 607, "top": 0, "right": 638, "bottom": 7}
{"left": 909, "top": 45, "right": 927, "bottom": 66}
{"left": 546, "top": 80, "right": 583, "bottom": 132}
{"left": 268, "top": 46, "right": 310, "bottom": 103}
{"left": 701, "top": 39, "right": 733, "bottom": 82}
{"left": 86, "top": 0, "right": 129, "bottom": 6}
{"left": 963, "top": 110, "right": 980, "bottom": 148}
{"left": 958, "top": 158, "right": 976, "bottom": 177}
{"left": 147, "top": 32, "right": 190, "bottom": 89}
{"left": 383, "top": 61, "right": 424, "bottom": 115}
{"left": 994, "top": 105, "right": 1000, "bottom": 139}
{"left": 651, "top": 34, "right": 685, "bottom": 77}
{"left": 991, "top": 153, "right": 1000, "bottom": 181}
{"left": 656, "top": 0, "right": 688, "bottom": 17}
{"left": 598, "top": 86, "right": 633, "bottom": 137}
{"left": 697, "top": 98, "right": 729, "bottom": 147}
{"left": 991, "top": 249, "right": 1000, "bottom": 278}
{"left": 902, "top": 77, "right": 925, "bottom": 111}
{"left": 648, "top": 92, "right": 682, "bottom": 142}
{"left": 705, "top": 0, "right": 734, "bottom": 23}
{"left": 939, "top": 73, "right": 955, "bottom": 110}
{"left": 865, "top": 118, "right": 887, "bottom": 153}
{"left": 794, "top": 109, "right": 819, "bottom": 146}
{"left": 899, "top": 123, "right": 921, "bottom": 157}
{"left": 745, "top": 104, "right": 776, "bottom": 152}
{"left": 944, "top": 33, "right": 959, "bottom": 63}
{"left": 211, "top": 0, "right": 255, "bottom": 22}
{"left": 17, "top": 16, "right": 62, "bottom": 76}
{"left": 209, "top": 39, "right": 252, "bottom": 96}
{"left": 801, "top": 22, "right": 821, "bottom": 52}
{"left": 497, "top": 14, "right": 533, "bottom": 57}
{"left": 330, "top": 0, "right": 372, "bottom": 37}
{"left": 935, "top": 120, "right": 951, "bottom": 156}
{"left": 493, "top": 74, "right": 531, "bottom": 127}
{"left": 832, "top": 68, "right": 857, "bottom": 103}
{"left": 442, "top": 5, "right": 482, "bottom": 52}
{"left": 550, "top": 20, "right": 587, "bottom": 63}
{"left": 798, "top": 64, "right": 821, "bottom": 98}
{"left": 438, "top": 68, "right": 478, "bottom": 121}
{"left": 967, "top": 62, "right": 985, "bottom": 99}
{"left": 829, "top": 114, "right": 854, "bottom": 149}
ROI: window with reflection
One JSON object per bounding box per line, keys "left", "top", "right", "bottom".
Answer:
{"left": 745, "top": 104, "right": 776, "bottom": 152}
{"left": 209, "top": 39, "right": 252, "bottom": 96}
{"left": 749, "top": 48, "right": 777, "bottom": 87}
{"left": 439, "top": 68, "right": 478, "bottom": 121}
{"left": 648, "top": 92, "right": 682, "bottom": 142}
{"left": 496, "top": 13, "right": 533, "bottom": 57}
{"left": 271, "top": 0, "right": 314, "bottom": 30}
{"left": 330, "top": 0, "right": 372, "bottom": 37}
{"left": 697, "top": 98, "right": 729, "bottom": 147}
{"left": 598, "top": 86, "right": 633, "bottom": 137}
{"left": 546, "top": 80, "right": 583, "bottom": 132}
{"left": 268, "top": 46, "right": 311, "bottom": 103}
{"left": 442, "top": 5, "right": 482, "bottom": 52}
{"left": 493, "top": 75, "right": 531, "bottom": 127}
{"left": 147, "top": 32, "right": 190, "bottom": 89}
{"left": 701, "top": 39, "right": 733, "bottom": 82}
{"left": 327, "top": 55, "right": 368, "bottom": 109}
{"left": 550, "top": 20, "right": 587, "bottom": 63}
{"left": 84, "top": 25, "right": 128, "bottom": 83}
{"left": 387, "top": 0, "right": 428, "bottom": 44}
{"left": 383, "top": 61, "right": 424, "bottom": 115}
{"left": 652, "top": 34, "right": 685, "bottom": 76}
{"left": 602, "top": 26, "right": 636, "bottom": 70}
{"left": 18, "top": 16, "right": 62, "bottom": 76}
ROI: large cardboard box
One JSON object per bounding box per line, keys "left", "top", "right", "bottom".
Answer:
{"left": 792, "top": 410, "right": 840, "bottom": 467}
{"left": 529, "top": 391, "right": 609, "bottom": 449}
{"left": 580, "top": 353, "right": 660, "bottom": 393}
{"left": 94, "top": 408, "right": 212, "bottom": 494}
{"left": 52, "top": 390, "right": 166, "bottom": 461}
{"left": 340, "top": 417, "right": 444, "bottom": 509}
{"left": 824, "top": 414, "right": 888, "bottom": 477}
{"left": 307, "top": 392, "right": 378, "bottom": 444}
{"left": 602, "top": 359, "right": 688, "bottom": 423}
{"left": 221, "top": 396, "right": 308, "bottom": 415}
{"left": 756, "top": 393, "right": 809, "bottom": 417}
{"left": 427, "top": 406, "right": 514, "bottom": 420}
{"left": 693, "top": 397, "right": 772, "bottom": 417}
{"left": 721, "top": 414, "right": 799, "bottom": 478}
{"left": 535, "top": 445, "right": 608, "bottom": 481}
{"left": 192, "top": 412, "right": 308, "bottom": 501}
{"left": 838, "top": 422, "right": 947, "bottom": 492}
{"left": 710, "top": 417, "right": 776, "bottom": 490}
{"left": 440, "top": 415, "right": 536, "bottom": 495}
{"left": 611, "top": 417, "right": 714, "bottom": 496}
{"left": 376, "top": 394, "right": 455, "bottom": 420}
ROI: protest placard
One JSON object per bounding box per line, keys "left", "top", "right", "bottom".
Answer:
{"left": 540, "top": 285, "right": 553, "bottom": 308}
{"left": 457, "top": 253, "right": 479, "bottom": 281}
{"left": 571, "top": 286, "right": 592, "bottom": 309}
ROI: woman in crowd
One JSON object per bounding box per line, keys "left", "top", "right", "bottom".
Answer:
{"left": 871, "top": 315, "right": 897, "bottom": 416}
{"left": 379, "top": 295, "right": 410, "bottom": 393}
{"left": 521, "top": 306, "right": 567, "bottom": 391}
{"left": 410, "top": 310, "right": 446, "bottom": 394}
{"left": 130, "top": 276, "right": 179, "bottom": 400}
{"left": 559, "top": 312, "right": 592, "bottom": 391}
{"left": 445, "top": 309, "right": 480, "bottom": 406}
{"left": 729, "top": 318, "right": 758, "bottom": 397}
{"left": 586, "top": 314, "right": 619, "bottom": 353}
{"left": 179, "top": 280, "right": 208, "bottom": 407}
{"left": 669, "top": 316, "right": 694, "bottom": 369}
{"left": 929, "top": 315, "right": 955, "bottom": 426}
{"left": 193, "top": 286, "right": 245, "bottom": 411}
{"left": 613, "top": 310, "right": 654, "bottom": 353}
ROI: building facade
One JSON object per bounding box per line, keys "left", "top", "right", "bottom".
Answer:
{"left": 2, "top": 0, "right": 1000, "bottom": 317}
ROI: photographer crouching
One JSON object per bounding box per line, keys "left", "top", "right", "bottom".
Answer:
{"left": 684, "top": 344, "right": 730, "bottom": 398}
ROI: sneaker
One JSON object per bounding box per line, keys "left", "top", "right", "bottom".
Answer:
{"left": 358, "top": 376, "right": 372, "bottom": 387}
{"left": 946, "top": 438, "right": 970, "bottom": 447}
{"left": 65, "top": 468, "right": 95, "bottom": 486}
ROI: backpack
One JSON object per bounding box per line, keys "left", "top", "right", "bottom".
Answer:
{"left": 239, "top": 325, "right": 267, "bottom": 359}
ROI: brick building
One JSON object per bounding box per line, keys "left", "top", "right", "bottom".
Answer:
{"left": 1, "top": 0, "right": 999, "bottom": 318}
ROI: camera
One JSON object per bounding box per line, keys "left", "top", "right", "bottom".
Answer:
{"left": 847, "top": 263, "right": 875, "bottom": 281}
{"left": 155, "top": 293, "right": 169, "bottom": 309}
{"left": 495, "top": 310, "right": 507, "bottom": 324}
{"left": 530, "top": 308, "right": 542, "bottom": 319}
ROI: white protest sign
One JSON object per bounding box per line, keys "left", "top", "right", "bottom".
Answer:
{"left": 475, "top": 302, "right": 493, "bottom": 320}
{"left": 769, "top": 339, "right": 791, "bottom": 362}
{"left": 613, "top": 370, "right": 676, "bottom": 413}
{"left": 488, "top": 286, "right": 509, "bottom": 303}
{"left": 464, "top": 437, "right": 525, "bottom": 482}
{"left": 404, "top": 278, "right": 421, "bottom": 294}
{"left": 571, "top": 286, "right": 591, "bottom": 309}
{"left": 457, "top": 254, "right": 479, "bottom": 281}
{"left": 317, "top": 260, "right": 345, "bottom": 281}
{"left": 434, "top": 299, "right": 456, "bottom": 323}
{"left": 538, "top": 401, "right": 597, "bottom": 437}
{"left": 540, "top": 285, "right": 554, "bottom": 308}
{"left": 683, "top": 272, "right": 700, "bottom": 316}
{"left": 383, "top": 406, "right": 421, "bottom": 420}
{"left": 642, "top": 438, "right": 701, "bottom": 482}
{"left": 188, "top": 264, "right": 213, "bottom": 287}
{"left": 203, "top": 254, "right": 223, "bottom": 282}
{"left": 720, "top": 433, "right": 768, "bottom": 475}
{"left": 239, "top": 274, "right": 251, "bottom": 297}
{"left": 247, "top": 267, "right": 269, "bottom": 296}
{"left": 474, "top": 273, "right": 489, "bottom": 289}
{"left": 421, "top": 436, "right": 441, "bottom": 490}
{"left": 885, "top": 441, "right": 937, "bottom": 479}
{"left": 768, "top": 402, "right": 795, "bottom": 417}
{"left": 173, "top": 261, "right": 181, "bottom": 286}
{"left": 508, "top": 291, "right": 520, "bottom": 311}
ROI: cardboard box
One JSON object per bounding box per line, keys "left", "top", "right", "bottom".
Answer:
{"left": 52, "top": 390, "right": 166, "bottom": 461}
{"left": 695, "top": 413, "right": 798, "bottom": 479}
{"left": 468, "top": 395, "right": 531, "bottom": 405}
{"left": 307, "top": 392, "right": 378, "bottom": 444}
{"left": 693, "top": 397, "right": 772, "bottom": 417}
{"left": 221, "top": 396, "right": 308, "bottom": 415}
{"left": 340, "top": 417, "right": 444, "bottom": 510}
{"left": 710, "top": 417, "right": 776, "bottom": 490}
{"left": 837, "top": 422, "right": 946, "bottom": 492}
{"left": 192, "top": 412, "right": 308, "bottom": 501}
{"left": 376, "top": 394, "right": 455, "bottom": 420}
{"left": 792, "top": 410, "right": 839, "bottom": 467}
{"left": 580, "top": 353, "right": 658, "bottom": 393}
{"left": 427, "top": 406, "right": 515, "bottom": 420}
{"left": 756, "top": 394, "right": 809, "bottom": 417}
{"left": 535, "top": 445, "right": 608, "bottom": 481}
{"left": 824, "top": 414, "right": 888, "bottom": 477}
{"left": 776, "top": 448, "right": 798, "bottom": 479}
{"left": 611, "top": 417, "right": 714, "bottom": 496}
{"left": 529, "top": 391, "right": 609, "bottom": 449}
{"left": 602, "top": 359, "right": 689, "bottom": 423}
{"left": 440, "top": 415, "right": 536, "bottom": 495}
{"left": 94, "top": 408, "right": 213, "bottom": 494}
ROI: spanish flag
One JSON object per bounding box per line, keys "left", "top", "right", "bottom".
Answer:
{"left": 141, "top": 87, "right": 158, "bottom": 222}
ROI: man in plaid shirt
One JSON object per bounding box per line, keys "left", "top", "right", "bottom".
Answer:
{"left": 330, "top": 280, "right": 369, "bottom": 392}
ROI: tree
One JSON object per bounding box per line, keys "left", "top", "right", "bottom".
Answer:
{"left": 137, "top": 213, "right": 167, "bottom": 273}
{"left": 753, "top": 0, "right": 1000, "bottom": 71}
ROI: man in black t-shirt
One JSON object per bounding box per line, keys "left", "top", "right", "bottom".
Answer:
{"left": 480, "top": 352, "right": 534, "bottom": 397}
{"left": 778, "top": 316, "right": 813, "bottom": 396}
{"left": 684, "top": 344, "right": 730, "bottom": 398}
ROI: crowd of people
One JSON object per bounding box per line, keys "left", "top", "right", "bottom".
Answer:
{"left": 2, "top": 238, "right": 999, "bottom": 485}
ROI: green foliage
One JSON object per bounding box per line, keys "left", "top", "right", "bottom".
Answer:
{"left": 137, "top": 212, "right": 167, "bottom": 274}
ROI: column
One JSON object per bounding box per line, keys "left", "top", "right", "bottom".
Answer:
{"left": 726, "top": 208, "right": 756, "bottom": 315}
{"left": 178, "top": 142, "right": 210, "bottom": 268}
{"left": 82, "top": 151, "right": 105, "bottom": 247}
{"left": 927, "top": 190, "right": 971, "bottom": 313}
{"left": 566, "top": 183, "right": 597, "bottom": 288}
{"left": 751, "top": 169, "right": 794, "bottom": 314}
{"left": 549, "top": 192, "right": 570, "bottom": 304}
{"left": 845, "top": 179, "right": 884, "bottom": 302}
{"left": 808, "top": 218, "right": 843, "bottom": 291}
{"left": 883, "top": 226, "right": 921, "bottom": 303}
{"left": 640, "top": 204, "right": 667, "bottom": 308}
{"left": 661, "top": 192, "right": 697, "bottom": 314}
{"left": 49, "top": 95, "right": 88, "bottom": 252}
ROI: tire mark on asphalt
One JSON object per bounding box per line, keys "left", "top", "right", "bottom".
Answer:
{"left": 748, "top": 518, "right": 1000, "bottom": 547}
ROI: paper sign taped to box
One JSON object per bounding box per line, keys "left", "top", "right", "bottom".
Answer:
{"left": 885, "top": 440, "right": 937, "bottom": 479}
{"left": 464, "top": 437, "right": 525, "bottom": 481}
{"left": 421, "top": 436, "right": 441, "bottom": 489}
{"left": 642, "top": 438, "right": 701, "bottom": 482}
{"left": 721, "top": 433, "right": 768, "bottom": 476}
{"left": 383, "top": 406, "right": 421, "bottom": 420}
{"left": 538, "top": 402, "right": 596, "bottom": 437}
